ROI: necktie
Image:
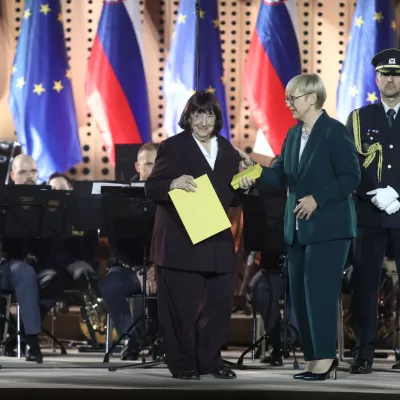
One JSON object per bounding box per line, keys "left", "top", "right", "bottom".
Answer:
{"left": 387, "top": 109, "right": 396, "bottom": 128}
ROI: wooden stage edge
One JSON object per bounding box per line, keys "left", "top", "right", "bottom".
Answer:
{"left": 0, "top": 349, "right": 398, "bottom": 399}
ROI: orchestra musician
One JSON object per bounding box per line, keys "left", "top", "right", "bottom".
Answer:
{"left": 4, "top": 156, "right": 93, "bottom": 360}
{"left": 48, "top": 172, "right": 74, "bottom": 190}
{"left": 0, "top": 154, "right": 44, "bottom": 363}
{"left": 145, "top": 91, "right": 250, "bottom": 380}
{"left": 99, "top": 142, "right": 160, "bottom": 361}
{"left": 239, "top": 73, "right": 360, "bottom": 381}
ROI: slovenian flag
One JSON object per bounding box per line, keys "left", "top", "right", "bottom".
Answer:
{"left": 243, "top": 0, "right": 300, "bottom": 157}
{"left": 85, "top": 0, "right": 151, "bottom": 165}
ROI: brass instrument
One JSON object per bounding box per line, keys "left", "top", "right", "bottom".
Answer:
{"left": 79, "top": 236, "right": 118, "bottom": 344}
{"left": 80, "top": 281, "right": 118, "bottom": 344}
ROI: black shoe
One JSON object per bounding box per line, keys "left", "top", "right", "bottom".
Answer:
{"left": 120, "top": 340, "right": 139, "bottom": 361}
{"left": 270, "top": 349, "right": 284, "bottom": 366}
{"left": 302, "top": 359, "right": 339, "bottom": 381}
{"left": 392, "top": 361, "right": 400, "bottom": 370}
{"left": 349, "top": 359, "right": 372, "bottom": 374}
{"left": 151, "top": 338, "right": 165, "bottom": 361}
{"left": 173, "top": 371, "right": 200, "bottom": 380}
{"left": 210, "top": 367, "right": 237, "bottom": 379}
{"left": 2, "top": 335, "right": 26, "bottom": 357}
{"left": 25, "top": 335, "right": 43, "bottom": 364}
{"left": 293, "top": 371, "right": 311, "bottom": 379}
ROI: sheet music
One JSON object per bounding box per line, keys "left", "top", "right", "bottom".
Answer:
{"left": 91, "top": 182, "right": 129, "bottom": 194}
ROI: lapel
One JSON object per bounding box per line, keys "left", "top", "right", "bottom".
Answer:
{"left": 290, "top": 124, "right": 302, "bottom": 179}
{"left": 376, "top": 102, "right": 391, "bottom": 129}
{"left": 298, "top": 110, "right": 328, "bottom": 177}
{"left": 214, "top": 136, "right": 225, "bottom": 173}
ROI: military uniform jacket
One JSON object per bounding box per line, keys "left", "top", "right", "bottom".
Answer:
{"left": 346, "top": 102, "right": 400, "bottom": 228}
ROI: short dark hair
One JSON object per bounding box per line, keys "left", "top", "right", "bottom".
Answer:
{"left": 178, "top": 91, "right": 223, "bottom": 136}
{"left": 48, "top": 172, "right": 74, "bottom": 188}
{"left": 137, "top": 142, "right": 159, "bottom": 160}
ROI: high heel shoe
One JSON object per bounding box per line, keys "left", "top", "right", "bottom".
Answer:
{"left": 293, "top": 371, "right": 311, "bottom": 379}
{"left": 302, "top": 359, "right": 339, "bottom": 381}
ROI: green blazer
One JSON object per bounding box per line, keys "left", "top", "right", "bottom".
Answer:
{"left": 259, "top": 110, "right": 361, "bottom": 246}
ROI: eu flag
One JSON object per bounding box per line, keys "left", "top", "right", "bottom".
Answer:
{"left": 8, "top": 0, "right": 81, "bottom": 182}
{"left": 163, "top": 0, "right": 230, "bottom": 140}
{"left": 336, "top": 0, "right": 397, "bottom": 123}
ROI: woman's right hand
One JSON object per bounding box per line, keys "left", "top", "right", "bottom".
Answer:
{"left": 170, "top": 175, "right": 197, "bottom": 192}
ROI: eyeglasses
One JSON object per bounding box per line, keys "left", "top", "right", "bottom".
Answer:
{"left": 284, "top": 93, "right": 313, "bottom": 104}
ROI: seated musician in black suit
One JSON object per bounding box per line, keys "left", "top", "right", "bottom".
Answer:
{"left": 99, "top": 142, "right": 161, "bottom": 361}
{"left": 4, "top": 158, "right": 94, "bottom": 360}
{"left": 1, "top": 154, "right": 44, "bottom": 362}
{"left": 48, "top": 173, "right": 73, "bottom": 191}
{"left": 247, "top": 166, "right": 298, "bottom": 366}
{"left": 129, "top": 142, "right": 158, "bottom": 183}
{"left": 251, "top": 251, "right": 299, "bottom": 365}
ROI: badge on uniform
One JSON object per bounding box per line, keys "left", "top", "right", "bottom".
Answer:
{"left": 362, "top": 129, "right": 379, "bottom": 151}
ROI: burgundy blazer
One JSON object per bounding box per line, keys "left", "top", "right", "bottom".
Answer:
{"left": 145, "top": 131, "right": 241, "bottom": 273}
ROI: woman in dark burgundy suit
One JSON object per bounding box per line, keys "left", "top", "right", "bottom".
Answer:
{"left": 145, "top": 91, "right": 251, "bottom": 380}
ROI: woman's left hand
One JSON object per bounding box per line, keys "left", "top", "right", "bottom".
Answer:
{"left": 294, "top": 195, "right": 317, "bottom": 220}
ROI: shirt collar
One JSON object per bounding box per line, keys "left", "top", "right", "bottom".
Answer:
{"left": 381, "top": 100, "right": 400, "bottom": 115}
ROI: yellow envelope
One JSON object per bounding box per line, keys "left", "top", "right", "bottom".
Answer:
{"left": 169, "top": 174, "right": 231, "bottom": 245}
{"left": 231, "top": 163, "right": 263, "bottom": 190}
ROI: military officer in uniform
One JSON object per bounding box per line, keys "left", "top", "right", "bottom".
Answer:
{"left": 346, "top": 48, "right": 400, "bottom": 374}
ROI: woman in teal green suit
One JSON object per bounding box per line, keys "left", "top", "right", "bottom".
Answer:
{"left": 239, "top": 74, "right": 360, "bottom": 381}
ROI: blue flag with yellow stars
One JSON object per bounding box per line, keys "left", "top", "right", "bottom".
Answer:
{"left": 336, "top": 0, "right": 397, "bottom": 123}
{"left": 163, "top": 0, "right": 230, "bottom": 140}
{"left": 8, "top": 0, "right": 81, "bottom": 182}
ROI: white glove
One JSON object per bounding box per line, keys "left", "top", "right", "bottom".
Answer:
{"left": 385, "top": 199, "right": 400, "bottom": 215}
{"left": 67, "top": 260, "right": 95, "bottom": 280}
{"left": 366, "top": 186, "right": 399, "bottom": 210}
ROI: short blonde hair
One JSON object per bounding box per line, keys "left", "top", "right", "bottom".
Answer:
{"left": 286, "top": 73, "right": 326, "bottom": 109}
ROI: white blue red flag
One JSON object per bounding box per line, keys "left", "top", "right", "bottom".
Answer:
{"left": 243, "top": 0, "right": 300, "bottom": 157}
{"left": 85, "top": 0, "right": 151, "bottom": 165}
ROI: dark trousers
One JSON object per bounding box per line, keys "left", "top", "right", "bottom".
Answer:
{"left": 352, "top": 227, "right": 400, "bottom": 363}
{"left": 99, "top": 266, "right": 143, "bottom": 344}
{"left": 157, "top": 267, "right": 234, "bottom": 376}
{"left": 251, "top": 271, "right": 298, "bottom": 348}
{"left": 287, "top": 237, "right": 350, "bottom": 360}
{"left": 1, "top": 260, "right": 41, "bottom": 334}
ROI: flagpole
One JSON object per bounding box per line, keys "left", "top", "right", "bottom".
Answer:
{"left": 195, "top": 0, "right": 200, "bottom": 91}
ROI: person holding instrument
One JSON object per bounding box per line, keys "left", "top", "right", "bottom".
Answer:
{"left": 239, "top": 73, "right": 360, "bottom": 381}
{"left": 145, "top": 91, "right": 251, "bottom": 380}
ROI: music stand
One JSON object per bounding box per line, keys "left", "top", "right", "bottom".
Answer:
{"left": 234, "top": 186, "right": 299, "bottom": 369}
{"left": 0, "top": 185, "right": 73, "bottom": 361}
{"left": 99, "top": 186, "right": 162, "bottom": 370}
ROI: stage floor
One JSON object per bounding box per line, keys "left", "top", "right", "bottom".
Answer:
{"left": 0, "top": 348, "right": 399, "bottom": 399}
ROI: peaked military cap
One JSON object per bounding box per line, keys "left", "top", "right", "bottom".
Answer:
{"left": 372, "top": 48, "right": 400, "bottom": 74}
